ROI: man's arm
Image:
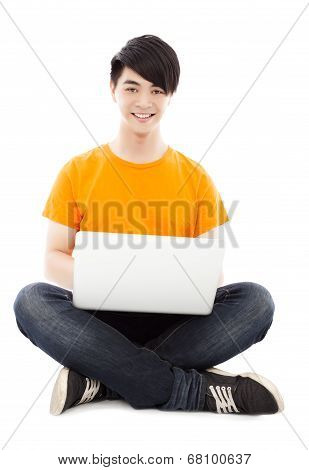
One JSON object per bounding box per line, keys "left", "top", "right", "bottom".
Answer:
{"left": 197, "top": 225, "right": 225, "bottom": 288}
{"left": 218, "top": 271, "right": 224, "bottom": 288}
{"left": 44, "top": 220, "right": 76, "bottom": 290}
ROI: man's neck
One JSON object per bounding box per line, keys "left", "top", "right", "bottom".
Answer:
{"left": 108, "top": 140, "right": 168, "bottom": 164}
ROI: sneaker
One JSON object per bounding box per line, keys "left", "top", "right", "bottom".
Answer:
{"left": 202, "top": 367, "right": 284, "bottom": 415}
{"left": 50, "top": 367, "right": 107, "bottom": 415}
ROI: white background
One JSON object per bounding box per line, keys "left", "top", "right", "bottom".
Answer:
{"left": 1, "top": 0, "right": 308, "bottom": 468}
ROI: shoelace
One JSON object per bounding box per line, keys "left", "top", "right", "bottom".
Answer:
{"left": 209, "top": 385, "right": 240, "bottom": 413}
{"left": 77, "top": 377, "right": 101, "bottom": 405}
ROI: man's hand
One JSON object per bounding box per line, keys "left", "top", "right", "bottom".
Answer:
{"left": 218, "top": 270, "right": 224, "bottom": 288}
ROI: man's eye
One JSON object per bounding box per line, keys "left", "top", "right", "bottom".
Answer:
{"left": 125, "top": 88, "right": 164, "bottom": 94}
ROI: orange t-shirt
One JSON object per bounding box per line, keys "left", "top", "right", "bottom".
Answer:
{"left": 42, "top": 143, "right": 229, "bottom": 237}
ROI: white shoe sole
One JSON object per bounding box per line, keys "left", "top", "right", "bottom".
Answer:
{"left": 50, "top": 367, "right": 70, "bottom": 416}
{"left": 206, "top": 367, "right": 285, "bottom": 412}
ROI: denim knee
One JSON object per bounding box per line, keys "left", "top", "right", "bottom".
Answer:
{"left": 13, "top": 282, "right": 40, "bottom": 313}
{"left": 13, "top": 282, "right": 46, "bottom": 330}
{"left": 248, "top": 282, "right": 275, "bottom": 339}
{"left": 13, "top": 283, "right": 42, "bottom": 342}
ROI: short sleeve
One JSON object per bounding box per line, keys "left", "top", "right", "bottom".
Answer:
{"left": 194, "top": 167, "right": 229, "bottom": 237}
{"left": 42, "top": 162, "right": 82, "bottom": 230}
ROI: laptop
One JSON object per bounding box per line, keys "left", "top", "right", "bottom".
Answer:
{"left": 72, "top": 231, "right": 225, "bottom": 315}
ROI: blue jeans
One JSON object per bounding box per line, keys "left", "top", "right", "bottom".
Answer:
{"left": 13, "top": 281, "right": 275, "bottom": 411}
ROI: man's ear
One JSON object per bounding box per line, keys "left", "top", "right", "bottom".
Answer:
{"left": 110, "top": 80, "right": 116, "bottom": 103}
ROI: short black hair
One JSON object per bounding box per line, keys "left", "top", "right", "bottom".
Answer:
{"left": 110, "top": 34, "right": 180, "bottom": 95}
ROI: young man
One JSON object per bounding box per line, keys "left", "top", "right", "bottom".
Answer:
{"left": 13, "top": 35, "right": 284, "bottom": 416}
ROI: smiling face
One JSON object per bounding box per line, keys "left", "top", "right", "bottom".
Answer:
{"left": 110, "top": 66, "right": 172, "bottom": 133}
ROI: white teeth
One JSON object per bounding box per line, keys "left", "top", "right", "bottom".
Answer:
{"left": 134, "top": 113, "right": 152, "bottom": 118}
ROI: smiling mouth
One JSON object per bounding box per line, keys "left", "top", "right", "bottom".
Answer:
{"left": 131, "top": 113, "right": 156, "bottom": 121}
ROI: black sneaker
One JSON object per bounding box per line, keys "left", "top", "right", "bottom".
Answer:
{"left": 202, "top": 367, "right": 284, "bottom": 415}
{"left": 50, "top": 367, "right": 108, "bottom": 415}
